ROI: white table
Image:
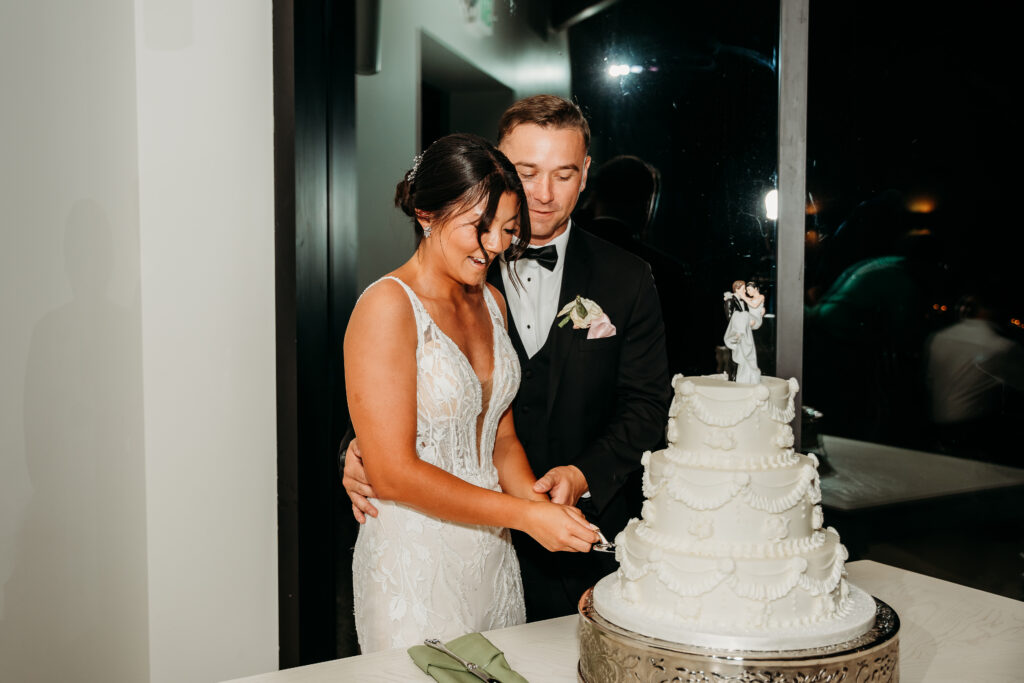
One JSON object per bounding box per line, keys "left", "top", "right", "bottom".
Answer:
{"left": 223, "top": 560, "right": 1024, "bottom": 682}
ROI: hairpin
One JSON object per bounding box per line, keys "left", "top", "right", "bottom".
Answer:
{"left": 406, "top": 154, "right": 423, "bottom": 183}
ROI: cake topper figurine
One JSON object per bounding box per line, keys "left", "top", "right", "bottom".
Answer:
{"left": 723, "top": 280, "right": 765, "bottom": 383}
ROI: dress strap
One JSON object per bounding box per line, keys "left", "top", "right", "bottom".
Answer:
{"left": 365, "top": 275, "right": 430, "bottom": 335}
{"left": 481, "top": 284, "right": 506, "bottom": 328}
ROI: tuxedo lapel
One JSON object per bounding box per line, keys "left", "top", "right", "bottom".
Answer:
{"left": 489, "top": 264, "right": 528, "bottom": 363}
{"left": 546, "top": 229, "right": 591, "bottom": 417}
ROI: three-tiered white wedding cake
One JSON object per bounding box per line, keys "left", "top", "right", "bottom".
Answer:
{"left": 592, "top": 374, "right": 876, "bottom": 651}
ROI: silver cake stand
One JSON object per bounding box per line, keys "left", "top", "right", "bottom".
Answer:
{"left": 577, "top": 588, "right": 900, "bottom": 682}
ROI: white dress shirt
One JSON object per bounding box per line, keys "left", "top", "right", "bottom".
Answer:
{"left": 500, "top": 221, "right": 573, "bottom": 359}
{"left": 927, "top": 317, "right": 1024, "bottom": 423}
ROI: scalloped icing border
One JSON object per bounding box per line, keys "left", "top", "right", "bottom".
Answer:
{"left": 668, "top": 377, "right": 799, "bottom": 431}
{"left": 643, "top": 461, "right": 820, "bottom": 513}
{"left": 626, "top": 518, "right": 828, "bottom": 559}
{"left": 660, "top": 446, "right": 801, "bottom": 471}
{"left": 615, "top": 530, "right": 848, "bottom": 603}
{"left": 591, "top": 575, "right": 878, "bottom": 651}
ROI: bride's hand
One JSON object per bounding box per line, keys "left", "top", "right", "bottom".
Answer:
{"left": 523, "top": 501, "right": 600, "bottom": 552}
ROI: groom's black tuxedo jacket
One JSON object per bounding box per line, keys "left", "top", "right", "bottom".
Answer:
{"left": 489, "top": 226, "right": 671, "bottom": 619}
{"left": 725, "top": 293, "right": 748, "bottom": 318}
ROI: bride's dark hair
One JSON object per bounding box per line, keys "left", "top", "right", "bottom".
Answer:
{"left": 395, "top": 133, "right": 531, "bottom": 270}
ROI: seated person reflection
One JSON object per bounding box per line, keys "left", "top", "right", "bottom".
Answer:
{"left": 577, "top": 154, "right": 693, "bottom": 375}
{"left": 926, "top": 292, "right": 1024, "bottom": 464}
{"left": 804, "top": 230, "right": 942, "bottom": 446}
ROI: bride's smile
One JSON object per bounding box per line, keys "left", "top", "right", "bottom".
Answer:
{"left": 424, "top": 191, "right": 520, "bottom": 286}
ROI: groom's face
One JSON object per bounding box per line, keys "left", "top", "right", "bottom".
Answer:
{"left": 499, "top": 123, "right": 590, "bottom": 246}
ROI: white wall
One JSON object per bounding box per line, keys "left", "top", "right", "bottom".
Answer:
{"left": 0, "top": 1, "right": 278, "bottom": 681}
{"left": 356, "top": 0, "right": 572, "bottom": 288}
{"left": 135, "top": 1, "right": 278, "bottom": 681}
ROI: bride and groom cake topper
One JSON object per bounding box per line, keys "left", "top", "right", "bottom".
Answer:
{"left": 723, "top": 279, "right": 765, "bottom": 383}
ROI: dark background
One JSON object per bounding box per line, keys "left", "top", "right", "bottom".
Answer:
{"left": 805, "top": 1, "right": 1018, "bottom": 306}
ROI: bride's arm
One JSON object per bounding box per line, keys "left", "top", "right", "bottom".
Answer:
{"left": 493, "top": 407, "right": 547, "bottom": 501}
{"left": 345, "top": 281, "right": 596, "bottom": 551}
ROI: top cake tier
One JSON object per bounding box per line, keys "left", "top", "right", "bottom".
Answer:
{"left": 667, "top": 374, "right": 799, "bottom": 457}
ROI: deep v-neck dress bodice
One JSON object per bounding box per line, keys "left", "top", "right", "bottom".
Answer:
{"left": 387, "top": 275, "right": 519, "bottom": 479}
{"left": 351, "top": 276, "right": 525, "bottom": 653}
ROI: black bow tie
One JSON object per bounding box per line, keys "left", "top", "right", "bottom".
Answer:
{"left": 520, "top": 244, "right": 558, "bottom": 271}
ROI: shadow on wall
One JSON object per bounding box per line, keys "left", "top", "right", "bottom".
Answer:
{"left": 0, "top": 200, "right": 148, "bottom": 682}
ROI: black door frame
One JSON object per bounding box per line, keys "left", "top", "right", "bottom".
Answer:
{"left": 273, "top": 0, "right": 358, "bottom": 667}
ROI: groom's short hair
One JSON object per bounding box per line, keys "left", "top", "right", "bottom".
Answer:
{"left": 498, "top": 94, "right": 591, "bottom": 150}
{"left": 732, "top": 280, "right": 746, "bottom": 292}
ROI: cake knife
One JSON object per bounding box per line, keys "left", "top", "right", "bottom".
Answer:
{"left": 423, "top": 638, "right": 500, "bottom": 683}
{"left": 592, "top": 528, "right": 616, "bottom": 553}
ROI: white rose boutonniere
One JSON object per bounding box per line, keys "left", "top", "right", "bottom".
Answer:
{"left": 557, "top": 295, "right": 617, "bottom": 339}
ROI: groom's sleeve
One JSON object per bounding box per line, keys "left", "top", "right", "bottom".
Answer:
{"left": 337, "top": 422, "right": 356, "bottom": 483}
{"left": 573, "top": 263, "right": 672, "bottom": 517}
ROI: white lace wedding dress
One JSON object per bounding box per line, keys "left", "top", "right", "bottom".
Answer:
{"left": 351, "top": 276, "right": 526, "bottom": 653}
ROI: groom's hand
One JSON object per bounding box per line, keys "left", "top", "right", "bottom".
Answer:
{"left": 342, "top": 438, "right": 379, "bottom": 523}
{"left": 533, "top": 465, "right": 589, "bottom": 506}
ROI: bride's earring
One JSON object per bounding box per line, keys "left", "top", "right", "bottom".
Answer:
{"left": 422, "top": 223, "right": 432, "bottom": 238}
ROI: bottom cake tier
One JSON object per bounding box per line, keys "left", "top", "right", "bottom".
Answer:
{"left": 591, "top": 572, "right": 877, "bottom": 651}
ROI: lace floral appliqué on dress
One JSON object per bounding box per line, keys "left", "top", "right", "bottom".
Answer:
{"left": 351, "top": 276, "right": 526, "bottom": 653}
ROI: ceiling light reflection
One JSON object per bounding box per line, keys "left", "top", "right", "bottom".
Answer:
{"left": 764, "top": 189, "right": 778, "bottom": 220}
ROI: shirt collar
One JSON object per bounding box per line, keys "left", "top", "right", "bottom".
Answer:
{"left": 506, "top": 220, "right": 573, "bottom": 266}
{"left": 546, "top": 220, "right": 572, "bottom": 263}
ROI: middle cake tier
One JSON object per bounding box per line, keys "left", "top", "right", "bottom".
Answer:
{"left": 641, "top": 447, "right": 824, "bottom": 548}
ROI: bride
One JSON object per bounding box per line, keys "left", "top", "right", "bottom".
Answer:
{"left": 744, "top": 281, "right": 765, "bottom": 330}
{"left": 344, "top": 133, "right": 600, "bottom": 653}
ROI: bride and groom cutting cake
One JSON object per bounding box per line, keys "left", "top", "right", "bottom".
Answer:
{"left": 341, "top": 95, "right": 672, "bottom": 652}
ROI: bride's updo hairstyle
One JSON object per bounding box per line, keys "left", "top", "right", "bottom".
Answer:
{"left": 395, "top": 133, "right": 531, "bottom": 266}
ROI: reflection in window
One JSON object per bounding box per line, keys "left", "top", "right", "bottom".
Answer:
{"left": 567, "top": 0, "right": 780, "bottom": 378}
{"left": 805, "top": 1, "right": 1023, "bottom": 603}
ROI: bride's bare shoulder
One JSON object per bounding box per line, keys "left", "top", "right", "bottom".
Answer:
{"left": 357, "top": 276, "right": 409, "bottom": 306}
{"left": 346, "top": 277, "right": 416, "bottom": 344}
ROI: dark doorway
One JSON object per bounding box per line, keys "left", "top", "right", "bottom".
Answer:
{"left": 273, "top": 0, "right": 359, "bottom": 667}
{"left": 419, "top": 30, "right": 514, "bottom": 148}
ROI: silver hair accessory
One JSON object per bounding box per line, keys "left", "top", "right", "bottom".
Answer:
{"left": 406, "top": 153, "right": 423, "bottom": 183}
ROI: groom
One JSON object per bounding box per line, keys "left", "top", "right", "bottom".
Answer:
{"left": 344, "top": 95, "right": 671, "bottom": 620}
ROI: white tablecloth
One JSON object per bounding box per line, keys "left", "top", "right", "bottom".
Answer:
{"left": 223, "top": 560, "right": 1024, "bottom": 682}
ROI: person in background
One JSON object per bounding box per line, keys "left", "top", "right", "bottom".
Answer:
{"left": 576, "top": 154, "right": 694, "bottom": 375}
{"left": 926, "top": 292, "right": 1024, "bottom": 464}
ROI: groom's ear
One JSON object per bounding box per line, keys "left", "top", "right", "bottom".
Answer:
{"left": 579, "top": 155, "right": 592, "bottom": 194}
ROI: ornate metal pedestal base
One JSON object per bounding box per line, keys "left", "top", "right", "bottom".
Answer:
{"left": 578, "top": 588, "right": 899, "bottom": 682}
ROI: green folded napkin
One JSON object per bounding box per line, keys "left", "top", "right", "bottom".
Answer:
{"left": 408, "top": 632, "right": 529, "bottom": 683}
